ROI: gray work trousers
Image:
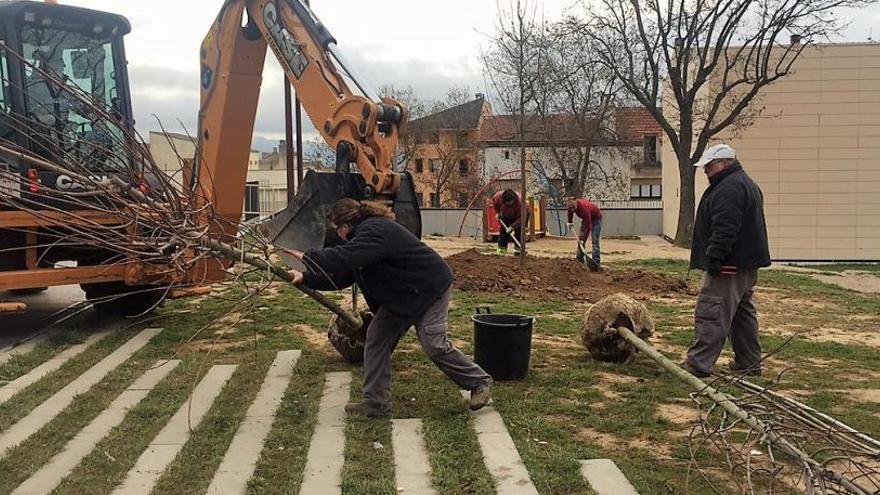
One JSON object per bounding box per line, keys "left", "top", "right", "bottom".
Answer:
{"left": 362, "top": 287, "right": 491, "bottom": 406}
{"left": 686, "top": 269, "right": 762, "bottom": 375}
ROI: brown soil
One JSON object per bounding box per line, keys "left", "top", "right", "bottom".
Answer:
{"left": 446, "top": 249, "right": 691, "bottom": 301}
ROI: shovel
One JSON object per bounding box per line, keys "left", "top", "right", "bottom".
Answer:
{"left": 577, "top": 240, "right": 600, "bottom": 272}
{"left": 498, "top": 217, "right": 523, "bottom": 251}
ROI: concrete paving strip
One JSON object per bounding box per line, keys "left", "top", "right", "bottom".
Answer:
{"left": 0, "top": 332, "right": 111, "bottom": 405}
{"left": 459, "top": 390, "right": 539, "bottom": 495}
{"left": 392, "top": 419, "right": 437, "bottom": 495}
{"left": 298, "top": 372, "right": 352, "bottom": 495}
{"left": 0, "top": 328, "right": 163, "bottom": 459}
{"left": 579, "top": 459, "right": 640, "bottom": 495}
{"left": 110, "top": 364, "right": 237, "bottom": 495}
{"left": 0, "top": 334, "right": 49, "bottom": 366}
{"left": 206, "top": 350, "right": 301, "bottom": 495}
{"left": 10, "top": 360, "right": 181, "bottom": 495}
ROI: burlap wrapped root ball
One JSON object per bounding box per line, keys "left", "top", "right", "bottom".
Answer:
{"left": 582, "top": 293, "right": 655, "bottom": 363}
{"left": 328, "top": 311, "right": 373, "bottom": 364}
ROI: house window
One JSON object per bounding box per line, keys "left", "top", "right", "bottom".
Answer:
{"left": 504, "top": 150, "right": 511, "bottom": 160}
{"left": 415, "top": 159, "right": 424, "bottom": 173}
{"left": 643, "top": 135, "right": 659, "bottom": 165}
{"left": 430, "top": 192, "right": 441, "bottom": 207}
{"left": 631, "top": 183, "right": 662, "bottom": 199}
{"left": 430, "top": 159, "right": 441, "bottom": 173}
{"left": 415, "top": 192, "right": 424, "bottom": 206}
{"left": 459, "top": 159, "right": 469, "bottom": 176}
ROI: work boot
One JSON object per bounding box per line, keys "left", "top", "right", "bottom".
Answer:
{"left": 344, "top": 401, "right": 389, "bottom": 417}
{"left": 679, "top": 361, "right": 711, "bottom": 378}
{"left": 495, "top": 247, "right": 508, "bottom": 256}
{"left": 728, "top": 361, "right": 763, "bottom": 376}
{"left": 469, "top": 381, "right": 493, "bottom": 411}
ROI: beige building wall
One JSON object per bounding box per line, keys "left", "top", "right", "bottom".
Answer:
{"left": 662, "top": 42, "right": 880, "bottom": 260}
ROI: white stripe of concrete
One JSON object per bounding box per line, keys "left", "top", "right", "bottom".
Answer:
{"left": 392, "top": 419, "right": 436, "bottom": 495}
{"left": 0, "top": 332, "right": 111, "bottom": 405}
{"left": 111, "top": 364, "right": 237, "bottom": 495}
{"left": 0, "top": 335, "right": 48, "bottom": 366}
{"left": 11, "top": 360, "right": 181, "bottom": 495}
{"left": 0, "top": 328, "right": 163, "bottom": 459}
{"left": 206, "top": 350, "right": 301, "bottom": 495}
{"left": 460, "top": 390, "right": 539, "bottom": 495}
{"left": 298, "top": 372, "right": 351, "bottom": 495}
{"left": 580, "top": 459, "right": 640, "bottom": 495}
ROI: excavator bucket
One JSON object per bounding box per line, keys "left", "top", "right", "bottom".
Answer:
{"left": 261, "top": 170, "right": 422, "bottom": 270}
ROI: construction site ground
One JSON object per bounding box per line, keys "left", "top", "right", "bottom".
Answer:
{"left": 0, "top": 237, "right": 878, "bottom": 494}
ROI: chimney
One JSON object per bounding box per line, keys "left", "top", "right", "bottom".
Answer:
{"left": 790, "top": 34, "right": 801, "bottom": 45}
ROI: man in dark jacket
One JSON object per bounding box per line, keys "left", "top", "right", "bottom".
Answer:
{"left": 287, "top": 199, "right": 492, "bottom": 416}
{"left": 684, "top": 144, "right": 771, "bottom": 378}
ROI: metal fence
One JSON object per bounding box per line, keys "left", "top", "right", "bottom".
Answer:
{"left": 424, "top": 203, "right": 664, "bottom": 238}
{"left": 243, "top": 184, "right": 664, "bottom": 238}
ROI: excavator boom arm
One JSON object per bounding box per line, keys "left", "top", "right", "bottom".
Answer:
{"left": 194, "top": 0, "right": 407, "bottom": 236}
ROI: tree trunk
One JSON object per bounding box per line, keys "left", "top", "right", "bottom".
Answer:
{"left": 674, "top": 143, "right": 696, "bottom": 247}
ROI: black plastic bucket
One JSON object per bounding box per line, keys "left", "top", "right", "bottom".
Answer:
{"left": 472, "top": 307, "right": 535, "bottom": 381}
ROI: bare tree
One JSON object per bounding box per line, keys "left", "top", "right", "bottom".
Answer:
{"left": 530, "top": 19, "right": 634, "bottom": 200}
{"left": 483, "top": 0, "right": 545, "bottom": 263}
{"left": 579, "top": 0, "right": 875, "bottom": 245}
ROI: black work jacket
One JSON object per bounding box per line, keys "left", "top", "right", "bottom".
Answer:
{"left": 690, "top": 162, "right": 771, "bottom": 271}
{"left": 301, "top": 216, "right": 453, "bottom": 319}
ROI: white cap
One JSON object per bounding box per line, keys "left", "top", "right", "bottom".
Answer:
{"left": 693, "top": 144, "right": 736, "bottom": 167}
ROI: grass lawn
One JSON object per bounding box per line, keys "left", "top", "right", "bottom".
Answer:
{"left": 0, "top": 257, "right": 878, "bottom": 494}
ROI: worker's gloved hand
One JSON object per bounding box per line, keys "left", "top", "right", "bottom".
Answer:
{"left": 288, "top": 269, "right": 304, "bottom": 285}
{"left": 495, "top": 214, "right": 501, "bottom": 221}
{"left": 567, "top": 222, "right": 575, "bottom": 231}
{"left": 506, "top": 226, "right": 514, "bottom": 234}
{"left": 707, "top": 257, "right": 722, "bottom": 276}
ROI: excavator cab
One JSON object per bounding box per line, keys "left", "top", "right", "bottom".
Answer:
{"left": 0, "top": 1, "right": 134, "bottom": 181}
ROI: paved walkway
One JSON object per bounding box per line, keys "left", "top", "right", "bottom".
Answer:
{"left": 299, "top": 372, "right": 351, "bottom": 495}
{"left": 11, "top": 360, "right": 181, "bottom": 495}
{"left": 112, "top": 364, "right": 237, "bottom": 495}
{"left": 0, "top": 331, "right": 110, "bottom": 404}
{"left": 0, "top": 328, "right": 162, "bottom": 459}
{"left": 392, "top": 418, "right": 436, "bottom": 495}
{"left": 580, "top": 459, "right": 640, "bottom": 495}
{"left": 461, "top": 390, "right": 539, "bottom": 495}
{"left": 207, "top": 350, "right": 301, "bottom": 495}
{"left": 0, "top": 333, "right": 49, "bottom": 366}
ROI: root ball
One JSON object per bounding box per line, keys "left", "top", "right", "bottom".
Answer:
{"left": 582, "top": 293, "right": 655, "bottom": 363}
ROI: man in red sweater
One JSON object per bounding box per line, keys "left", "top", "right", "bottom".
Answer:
{"left": 492, "top": 189, "right": 528, "bottom": 255}
{"left": 566, "top": 197, "right": 603, "bottom": 269}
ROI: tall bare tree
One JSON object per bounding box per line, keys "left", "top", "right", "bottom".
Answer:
{"left": 531, "top": 18, "right": 633, "bottom": 200}
{"left": 578, "top": 0, "right": 875, "bottom": 245}
{"left": 483, "top": 0, "right": 545, "bottom": 263}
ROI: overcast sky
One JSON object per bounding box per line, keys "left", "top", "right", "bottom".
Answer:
{"left": 62, "top": 0, "right": 880, "bottom": 148}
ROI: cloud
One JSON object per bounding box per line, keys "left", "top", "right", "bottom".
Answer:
{"left": 129, "top": 48, "right": 487, "bottom": 144}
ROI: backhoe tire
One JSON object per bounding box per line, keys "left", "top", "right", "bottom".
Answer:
{"left": 81, "top": 282, "right": 165, "bottom": 318}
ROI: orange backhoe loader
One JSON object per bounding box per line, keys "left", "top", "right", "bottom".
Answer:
{"left": 0, "top": 0, "right": 420, "bottom": 315}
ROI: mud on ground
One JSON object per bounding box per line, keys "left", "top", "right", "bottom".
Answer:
{"left": 446, "top": 249, "right": 691, "bottom": 301}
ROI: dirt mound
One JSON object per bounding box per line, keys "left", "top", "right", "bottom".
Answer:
{"left": 446, "top": 249, "right": 690, "bottom": 301}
